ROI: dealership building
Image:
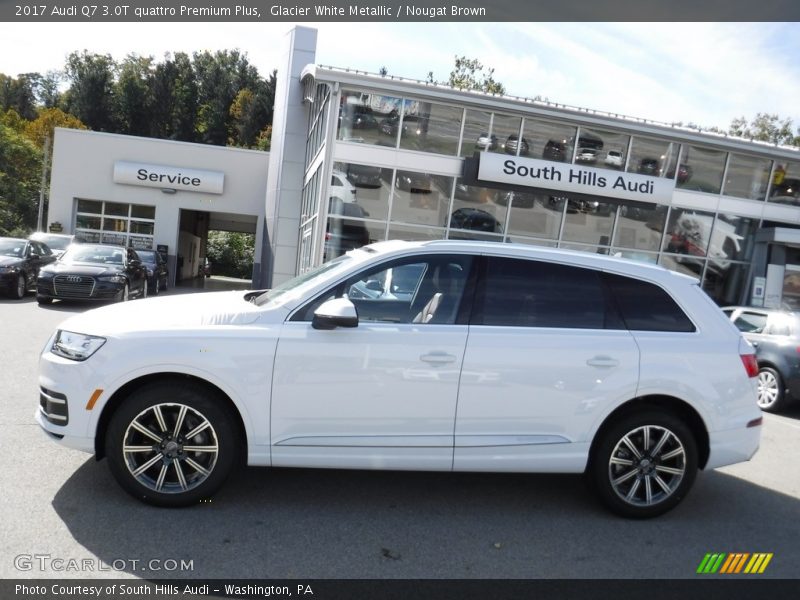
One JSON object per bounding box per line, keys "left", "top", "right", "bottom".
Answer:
{"left": 47, "top": 26, "right": 800, "bottom": 308}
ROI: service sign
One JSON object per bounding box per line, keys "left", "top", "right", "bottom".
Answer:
{"left": 477, "top": 152, "right": 674, "bottom": 204}
{"left": 113, "top": 161, "right": 224, "bottom": 194}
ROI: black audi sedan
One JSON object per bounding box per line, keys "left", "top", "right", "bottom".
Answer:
{"left": 0, "top": 237, "right": 57, "bottom": 299}
{"left": 36, "top": 243, "right": 148, "bottom": 304}
{"left": 135, "top": 249, "right": 169, "bottom": 295}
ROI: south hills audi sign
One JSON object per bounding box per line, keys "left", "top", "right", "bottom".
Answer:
{"left": 477, "top": 152, "right": 674, "bottom": 204}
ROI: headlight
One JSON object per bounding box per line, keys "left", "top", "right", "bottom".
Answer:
{"left": 51, "top": 330, "right": 106, "bottom": 361}
{"left": 146, "top": 268, "right": 154, "bottom": 277}
{"left": 98, "top": 275, "right": 126, "bottom": 283}
{"left": 0, "top": 265, "right": 19, "bottom": 273}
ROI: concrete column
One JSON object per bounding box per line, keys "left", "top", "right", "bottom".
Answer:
{"left": 261, "top": 26, "right": 317, "bottom": 287}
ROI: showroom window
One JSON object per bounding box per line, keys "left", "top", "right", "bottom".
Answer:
{"left": 399, "top": 99, "right": 462, "bottom": 156}
{"left": 390, "top": 170, "right": 452, "bottom": 228}
{"left": 768, "top": 160, "right": 800, "bottom": 206}
{"left": 333, "top": 161, "right": 391, "bottom": 222}
{"left": 626, "top": 136, "right": 680, "bottom": 179}
{"left": 460, "top": 109, "right": 493, "bottom": 157}
{"left": 613, "top": 202, "right": 667, "bottom": 252}
{"left": 521, "top": 117, "right": 577, "bottom": 164}
{"left": 74, "top": 199, "right": 155, "bottom": 250}
{"left": 723, "top": 153, "right": 772, "bottom": 201}
{"left": 573, "top": 126, "right": 631, "bottom": 172}
{"left": 675, "top": 145, "right": 727, "bottom": 194}
{"left": 337, "top": 89, "right": 404, "bottom": 147}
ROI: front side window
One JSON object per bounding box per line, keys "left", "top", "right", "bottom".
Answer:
{"left": 294, "top": 255, "right": 474, "bottom": 325}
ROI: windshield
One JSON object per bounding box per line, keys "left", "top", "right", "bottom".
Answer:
{"left": 33, "top": 235, "right": 71, "bottom": 250}
{"left": 254, "top": 255, "right": 352, "bottom": 307}
{"left": 0, "top": 240, "right": 25, "bottom": 257}
{"left": 136, "top": 251, "right": 156, "bottom": 262}
{"left": 61, "top": 245, "right": 125, "bottom": 265}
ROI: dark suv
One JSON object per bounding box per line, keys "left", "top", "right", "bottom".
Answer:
{"left": 723, "top": 306, "right": 800, "bottom": 412}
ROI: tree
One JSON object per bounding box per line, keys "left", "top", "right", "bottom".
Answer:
{"left": 24, "top": 107, "right": 87, "bottom": 148}
{"left": 0, "top": 121, "right": 42, "bottom": 235}
{"left": 0, "top": 73, "right": 38, "bottom": 120}
{"left": 229, "top": 71, "right": 275, "bottom": 148}
{"left": 446, "top": 56, "right": 506, "bottom": 95}
{"left": 728, "top": 113, "right": 796, "bottom": 146}
{"left": 194, "top": 50, "right": 260, "bottom": 146}
{"left": 114, "top": 54, "right": 154, "bottom": 136}
{"left": 205, "top": 230, "right": 254, "bottom": 278}
{"left": 62, "top": 51, "right": 117, "bottom": 132}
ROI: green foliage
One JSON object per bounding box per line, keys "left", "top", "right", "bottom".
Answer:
{"left": 205, "top": 231, "right": 255, "bottom": 279}
{"left": 446, "top": 56, "right": 506, "bottom": 95}
{"left": 114, "top": 54, "right": 154, "bottom": 136}
{"left": 0, "top": 73, "right": 38, "bottom": 120}
{"left": 729, "top": 113, "right": 799, "bottom": 146}
{"left": 63, "top": 51, "right": 117, "bottom": 131}
{"left": 0, "top": 121, "right": 41, "bottom": 235}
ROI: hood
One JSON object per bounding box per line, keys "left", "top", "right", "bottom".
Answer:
{"left": 0, "top": 256, "right": 24, "bottom": 267}
{"left": 43, "top": 262, "right": 123, "bottom": 276}
{"left": 57, "top": 291, "right": 265, "bottom": 336}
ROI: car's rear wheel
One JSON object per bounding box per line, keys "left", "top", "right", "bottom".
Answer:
{"left": 757, "top": 367, "right": 786, "bottom": 413}
{"left": 105, "top": 381, "right": 239, "bottom": 507}
{"left": 12, "top": 273, "right": 26, "bottom": 299}
{"left": 590, "top": 411, "right": 698, "bottom": 518}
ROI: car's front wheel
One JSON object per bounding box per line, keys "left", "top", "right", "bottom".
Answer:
{"left": 118, "top": 283, "right": 129, "bottom": 302}
{"left": 12, "top": 273, "right": 26, "bottom": 299}
{"left": 757, "top": 367, "right": 786, "bottom": 413}
{"left": 589, "top": 411, "right": 698, "bottom": 518}
{"left": 105, "top": 381, "right": 239, "bottom": 507}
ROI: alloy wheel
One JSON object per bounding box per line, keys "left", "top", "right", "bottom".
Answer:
{"left": 608, "top": 425, "right": 686, "bottom": 507}
{"left": 16, "top": 274, "right": 25, "bottom": 299}
{"left": 757, "top": 370, "right": 780, "bottom": 409}
{"left": 121, "top": 403, "right": 219, "bottom": 494}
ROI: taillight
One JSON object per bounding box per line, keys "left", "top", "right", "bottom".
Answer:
{"left": 740, "top": 354, "right": 758, "bottom": 378}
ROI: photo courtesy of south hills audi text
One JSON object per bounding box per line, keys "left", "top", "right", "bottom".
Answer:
{"left": 14, "top": 583, "right": 315, "bottom": 597}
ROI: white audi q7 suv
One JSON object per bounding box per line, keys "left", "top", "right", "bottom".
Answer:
{"left": 37, "top": 240, "right": 761, "bottom": 518}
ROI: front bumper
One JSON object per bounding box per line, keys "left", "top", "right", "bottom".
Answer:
{"left": 37, "top": 349, "right": 105, "bottom": 455}
{"left": 37, "top": 277, "right": 124, "bottom": 301}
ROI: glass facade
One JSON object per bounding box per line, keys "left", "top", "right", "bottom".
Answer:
{"left": 304, "top": 83, "right": 800, "bottom": 305}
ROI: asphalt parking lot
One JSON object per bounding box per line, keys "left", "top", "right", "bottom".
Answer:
{"left": 1, "top": 288, "right": 799, "bottom": 581}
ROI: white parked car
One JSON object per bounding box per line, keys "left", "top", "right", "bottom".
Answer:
{"left": 37, "top": 240, "right": 761, "bottom": 517}
{"left": 604, "top": 150, "right": 624, "bottom": 168}
{"left": 329, "top": 169, "right": 357, "bottom": 204}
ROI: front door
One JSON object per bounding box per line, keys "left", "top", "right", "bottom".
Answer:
{"left": 271, "top": 254, "right": 475, "bottom": 470}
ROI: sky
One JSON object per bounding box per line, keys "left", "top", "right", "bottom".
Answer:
{"left": 1, "top": 21, "right": 799, "bottom": 132}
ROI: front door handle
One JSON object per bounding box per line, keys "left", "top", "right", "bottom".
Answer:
{"left": 420, "top": 352, "right": 457, "bottom": 365}
{"left": 586, "top": 356, "right": 619, "bottom": 368}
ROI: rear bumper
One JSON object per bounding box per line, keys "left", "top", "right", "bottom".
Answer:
{"left": 706, "top": 424, "right": 761, "bottom": 470}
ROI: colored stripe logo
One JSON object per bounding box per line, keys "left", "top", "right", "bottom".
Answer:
{"left": 696, "top": 553, "right": 773, "bottom": 574}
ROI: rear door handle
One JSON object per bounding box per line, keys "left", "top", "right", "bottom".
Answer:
{"left": 586, "top": 356, "right": 619, "bottom": 368}
{"left": 420, "top": 352, "right": 457, "bottom": 365}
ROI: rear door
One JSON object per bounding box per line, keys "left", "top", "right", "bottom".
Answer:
{"left": 453, "top": 256, "right": 640, "bottom": 472}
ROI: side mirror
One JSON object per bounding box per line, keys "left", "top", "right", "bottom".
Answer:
{"left": 312, "top": 298, "right": 359, "bottom": 330}
{"left": 365, "top": 279, "right": 383, "bottom": 292}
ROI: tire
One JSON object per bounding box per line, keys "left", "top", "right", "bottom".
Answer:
{"left": 118, "top": 283, "right": 129, "bottom": 302}
{"left": 589, "top": 411, "right": 698, "bottom": 518}
{"left": 36, "top": 295, "right": 52, "bottom": 305}
{"left": 12, "top": 273, "right": 26, "bottom": 299}
{"left": 757, "top": 367, "right": 786, "bottom": 413}
{"left": 140, "top": 279, "right": 148, "bottom": 299}
{"left": 104, "top": 381, "right": 240, "bottom": 507}
{"left": 162, "top": 276, "right": 168, "bottom": 292}
{"left": 153, "top": 278, "right": 160, "bottom": 296}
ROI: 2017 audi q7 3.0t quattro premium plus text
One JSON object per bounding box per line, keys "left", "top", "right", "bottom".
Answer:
{"left": 37, "top": 241, "right": 762, "bottom": 518}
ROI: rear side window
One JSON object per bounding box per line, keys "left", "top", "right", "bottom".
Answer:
{"left": 732, "top": 312, "right": 768, "bottom": 333}
{"left": 474, "top": 257, "right": 614, "bottom": 329}
{"left": 603, "top": 273, "right": 696, "bottom": 332}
